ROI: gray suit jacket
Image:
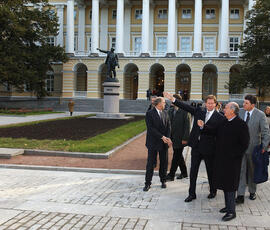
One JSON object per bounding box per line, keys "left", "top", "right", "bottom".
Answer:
{"left": 239, "top": 108, "right": 270, "bottom": 154}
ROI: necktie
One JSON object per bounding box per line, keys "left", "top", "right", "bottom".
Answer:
{"left": 246, "top": 112, "right": 250, "bottom": 124}
{"left": 160, "top": 111, "right": 165, "bottom": 125}
{"left": 205, "top": 111, "right": 210, "bottom": 123}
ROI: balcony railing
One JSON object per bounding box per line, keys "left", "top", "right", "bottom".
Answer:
{"left": 229, "top": 94, "right": 244, "bottom": 100}
{"left": 229, "top": 51, "right": 241, "bottom": 57}
{"left": 125, "top": 51, "right": 141, "bottom": 57}
{"left": 203, "top": 51, "right": 219, "bottom": 57}
{"left": 150, "top": 51, "right": 166, "bottom": 57}
{"left": 176, "top": 51, "right": 193, "bottom": 57}
{"left": 74, "top": 91, "right": 87, "bottom": 97}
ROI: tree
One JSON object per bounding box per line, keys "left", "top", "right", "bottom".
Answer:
{"left": 228, "top": 0, "right": 270, "bottom": 97}
{"left": 0, "top": 0, "right": 68, "bottom": 98}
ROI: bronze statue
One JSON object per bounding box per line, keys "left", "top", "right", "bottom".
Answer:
{"left": 97, "top": 48, "right": 120, "bottom": 80}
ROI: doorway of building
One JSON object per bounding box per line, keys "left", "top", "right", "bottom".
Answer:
{"left": 123, "top": 63, "right": 139, "bottom": 100}
{"left": 74, "top": 63, "right": 87, "bottom": 97}
{"left": 176, "top": 64, "right": 191, "bottom": 101}
{"left": 202, "top": 64, "right": 217, "bottom": 100}
{"left": 149, "top": 63, "right": 165, "bottom": 96}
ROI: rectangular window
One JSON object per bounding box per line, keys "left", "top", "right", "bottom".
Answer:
{"left": 135, "top": 9, "right": 142, "bottom": 20}
{"left": 88, "top": 37, "right": 91, "bottom": 51}
{"left": 229, "top": 37, "right": 239, "bottom": 51}
{"left": 110, "top": 37, "right": 116, "bottom": 49}
{"left": 230, "top": 9, "right": 240, "bottom": 19}
{"left": 46, "top": 73, "right": 54, "bottom": 92}
{"left": 182, "top": 9, "right": 192, "bottom": 19}
{"left": 157, "top": 37, "right": 167, "bottom": 52}
{"left": 74, "top": 36, "right": 78, "bottom": 51}
{"left": 89, "top": 10, "right": 92, "bottom": 20}
{"left": 134, "top": 37, "right": 142, "bottom": 53}
{"left": 204, "top": 37, "right": 215, "bottom": 51}
{"left": 180, "top": 37, "right": 192, "bottom": 51}
{"left": 112, "top": 9, "right": 117, "bottom": 19}
{"left": 158, "top": 9, "right": 167, "bottom": 19}
{"left": 205, "top": 8, "right": 216, "bottom": 19}
{"left": 47, "top": 36, "right": 55, "bottom": 46}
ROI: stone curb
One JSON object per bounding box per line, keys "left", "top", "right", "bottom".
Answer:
{"left": 23, "top": 131, "right": 146, "bottom": 159}
{"left": 0, "top": 164, "right": 157, "bottom": 175}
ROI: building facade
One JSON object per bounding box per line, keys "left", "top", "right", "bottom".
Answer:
{"left": 3, "top": 0, "right": 268, "bottom": 101}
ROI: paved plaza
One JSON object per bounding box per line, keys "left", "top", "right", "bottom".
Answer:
{"left": 0, "top": 162, "right": 269, "bottom": 230}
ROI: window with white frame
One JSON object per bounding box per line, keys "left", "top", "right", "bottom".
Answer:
{"left": 134, "top": 37, "right": 142, "bottom": 53}
{"left": 230, "top": 9, "right": 240, "bottom": 19}
{"left": 158, "top": 9, "right": 167, "bottom": 19}
{"left": 204, "top": 37, "right": 215, "bottom": 51}
{"left": 135, "top": 9, "right": 142, "bottom": 20}
{"left": 229, "top": 37, "right": 239, "bottom": 52}
{"left": 110, "top": 37, "right": 116, "bottom": 49}
{"left": 157, "top": 37, "right": 167, "bottom": 52}
{"left": 46, "top": 71, "right": 54, "bottom": 92}
{"left": 205, "top": 8, "right": 216, "bottom": 19}
{"left": 180, "top": 36, "right": 192, "bottom": 51}
{"left": 89, "top": 10, "right": 92, "bottom": 20}
{"left": 74, "top": 35, "right": 78, "bottom": 51}
{"left": 47, "top": 36, "right": 55, "bottom": 46}
{"left": 182, "top": 9, "right": 192, "bottom": 19}
{"left": 112, "top": 9, "right": 117, "bottom": 19}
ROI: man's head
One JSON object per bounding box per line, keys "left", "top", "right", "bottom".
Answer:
{"left": 224, "top": 102, "right": 239, "bottom": 120}
{"left": 110, "top": 47, "right": 115, "bottom": 52}
{"left": 151, "top": 95, "right": 157, "bottom": 106}
{"left": 204, "top": 95, "right": 217, "bottom": 111}
{"left": 243, "top": 94, "right": 256, "bottom": 111}
{"left": 154, "top": 97, "right": 166, "bottom": 111}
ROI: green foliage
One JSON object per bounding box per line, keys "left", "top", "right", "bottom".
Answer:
{"left": 0, "top": 119, "right": 146, "bottom": 153}
{"left": 237, "top": 0, "right": 270, "bottom": 94}
{"left": 0, "top": 0, "right": 68, "bottom": 98}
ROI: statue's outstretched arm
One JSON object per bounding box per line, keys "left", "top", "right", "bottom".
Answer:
{"left": 97, "top": 48, "right": 108, "bottom": 54}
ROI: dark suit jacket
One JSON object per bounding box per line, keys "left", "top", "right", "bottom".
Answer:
{"left": 173, "top": 100, "right": 224, "bottom": 155}
{"left": 145, "top": 108, "right": 171, "bottom": 151}
{"left": 168, "top": 107, "right": 190, "bottom": 149}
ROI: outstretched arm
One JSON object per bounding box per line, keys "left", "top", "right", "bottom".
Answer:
{"left": 97, "top": 48, "right": 108, "bottom": 54}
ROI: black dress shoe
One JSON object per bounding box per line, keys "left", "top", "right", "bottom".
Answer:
{"left": 176, "top": 174, "right": 188, "bottom": 179}
{"left": 222, "top": 212, "right": 236, "bottom": 221}
{"left": 161, "top": 182, "right": 167, "bottom": 188}
{"left": 165, "top": 174, "right": 175, "bottom": 181}
{"left": 235, "top": 195, "right": 244, "bottom": 204}
{"left": 249, "top": 193, "right": 256, "bottom": 200}
{"left": 143, "top": 185, "right": 151, "bottom": 192}
{"left": 184, "top": 195, "right": 196, "bottom": 202}
{"left": 219, "top": 207, "right": 227, "bottom": 213}
{"left": 208, "top": 192, "right": 216, "bottom": 199}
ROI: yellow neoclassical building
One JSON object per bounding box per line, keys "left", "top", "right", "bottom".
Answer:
{"left": 3, "top": 0, "right": 268, "bottom": 102}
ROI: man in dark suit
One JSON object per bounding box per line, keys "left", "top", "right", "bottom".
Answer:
{"left": 166, "top": 94, "right": 190, "bottom": 181}
{"left": 198, "top": 102, "right": 249, "bottom": 221}
{"left": 164, "top": 92, "right": 225, "bottom": 202}
{"left": 144, "top": 97, "right": 172, "bottom": 191}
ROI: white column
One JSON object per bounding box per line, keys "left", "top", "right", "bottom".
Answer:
{"left": 66, "top": 0, "right": 74, "bottom": 53}
{"left": 167, "top": 0, "right": 176, "bottom": 56}
{"left": 91, "top": 0, "right": 99, "bottom": 54}
{"left": 124, "top": 7, "right": 131, "bottom": 53}
{"left": 78, "top": 5, "right": 86, "bottom": 52}
{"left": 100, "top": 7, "right": 109, "bottom": 49}
{"left": 149, "top": 6, "right": 154, "bottom": 53}
{"left": 116, "top": 0, "right": 124, "bottom": 54}
{"left": 56, "top": 5, "right": 64, "bottom": 47}
{"left": 219, "top": 0, "right": 229, "bottom": 56}
{"left": 142, "top": 0, "right": 150, "bottom": 55}
{"left": 193, "top": 0, "right": 202, "bottom": 56}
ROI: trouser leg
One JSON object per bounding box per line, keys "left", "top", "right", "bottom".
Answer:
{"left": 204, "top": 154, "right": 216, "bottom": 194}
{"left": 224, "top": 191, "right": 236, "bottom": 214}
{"left": 112, "top": 67, "right": 116, "bottom": 78}
{"left": 169, "top": 148, "right": 181, "bottom": 177}
{"left": 237, "top": 154, "right": 247, "bottom": 196}
{"left": 246, "top": 153, "right": 256, "bottom": 194}
{"left": 159, "top": 147, "right": 168, "bottom": 183}
{"left": 178, "top": 146, "right": 187, "bottom": 176}
{"left": 145, "top": 149, "right": 157, "bottom": 185}
{"left": 188, "top": 149, "right": 202, "bottom": 196}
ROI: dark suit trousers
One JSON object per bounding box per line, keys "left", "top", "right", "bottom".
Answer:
{"left": 223, "top": 191, "right": 236, "bottom": 214}
{"left": 169, "top": 147, "right": 187, "bottom": 177}
{"left": 189, "top": 148, "right": 216, "bottom": 196}
{"left": 145, "top": 147, "right": 168, "bottom": 185}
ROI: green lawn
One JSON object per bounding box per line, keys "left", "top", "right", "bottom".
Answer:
{"left": 0, "top": 119, "right": 146, "bottom": 153}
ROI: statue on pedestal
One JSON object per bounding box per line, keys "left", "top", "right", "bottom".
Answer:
{"left": 97, "top": 48, "right": 120, "bottom": 82}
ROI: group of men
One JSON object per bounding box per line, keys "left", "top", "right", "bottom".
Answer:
{"left": 144, "top": 92, "right": 270, "bottom": 222}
